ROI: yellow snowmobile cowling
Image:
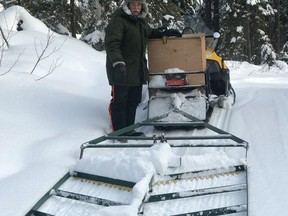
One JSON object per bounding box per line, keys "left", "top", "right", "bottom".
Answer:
{"left": 205, "top": 47, "right": 232, "bottom": 97}
{"left": 206, "top": 48, "right": 228, "bottom": 70}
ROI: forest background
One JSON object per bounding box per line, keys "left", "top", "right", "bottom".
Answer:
{"left": 1, "top": 0, "right": 288, "bottom": 66}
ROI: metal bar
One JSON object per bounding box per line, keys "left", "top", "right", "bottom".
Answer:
{"left": 53, "top": 189, "right": 125, "bottom": 206}
{"left": 246, "top": 164, "right": 250, "bottom": 215}
{"left": 175, "top": 110, "right": 248, "bottom": 147}
{"left": 204, "top": 123, "right": 248, "bottom": 146}
{"left": 148, "top": 85, "right": 204, "bottom": 90}
{"left": 140, "top": 121, "right": 205, "bottom": 127}
{"left": 25, "top": 172, "right": 71, "bottom": 216}
{"left": 170, "top": 205, "right": 247, "bottom": 216}
{"left": 149, "top": 71, "right": 205, "bottom": 75}
{"left": 164, "top": 165, "right": 246, "bottom": 181}
{"left": 106, "top": 134, "right": 233, "bottom": 140}
{"left": 146, "top": 183, "right": 247, "bottom": 203}
{"left": 79, "top": 114, "right": 170, "bottom": 158}
{"left": 26, "top": 210, "right": 54, "bottom": 216}
{"left": 87, "top": 114, "right": 168, "bottom": 145}
{"left": 81, "top": 143, "right": 247, "bottom": 149}
{"left": 80, "top": 110, "right": 248, "bottom": 159}
{"left": 73, "top": 171, "right": 136, "bottom": 188}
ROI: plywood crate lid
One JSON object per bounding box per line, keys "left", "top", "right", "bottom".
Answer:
{"left": 148, "top": 34, "right": 206, "bottom": 73}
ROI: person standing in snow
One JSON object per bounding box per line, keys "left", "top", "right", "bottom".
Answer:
{"left": 105, "top": 0, "right": 181, "bottom": 135}
{"left": 105, "top": 0, "right": 150, "bottom": 136}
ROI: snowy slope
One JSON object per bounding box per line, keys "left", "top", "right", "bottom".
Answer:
{"left": 226, "top": 61, "right": 288, "bottom": 216}
{"left": 0, "top": 6, "right": 288, "bottom": 216}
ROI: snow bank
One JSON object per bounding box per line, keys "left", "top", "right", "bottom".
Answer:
{"left": 0, "top": 5, "right": 48, "bottom": 33}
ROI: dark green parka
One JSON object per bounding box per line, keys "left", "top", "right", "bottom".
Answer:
{"left": 105, "top": 3, "right": 151, "bottom": 86}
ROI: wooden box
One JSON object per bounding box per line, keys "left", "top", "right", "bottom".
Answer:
{"left": 147, "top": 34, "right": 206, "bottom": 85}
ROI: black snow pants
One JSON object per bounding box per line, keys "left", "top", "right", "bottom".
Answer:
{"left": 109, "top": 85, "right": 142, "bottom": 131}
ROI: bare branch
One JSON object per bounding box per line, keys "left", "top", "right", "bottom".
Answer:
{"left": 0, "top": 48, "right": 24, "bottom": 76}
{"left": 0, "top": 43, "right": 4, "bottom": 69}
{"left": 31, "top": 29, "right": 66, "bottom": 75}
{"left": 0, "top": 26, "right": 9, "bottom": 48}
{"left": 0, "top": 9, "right": 22, "bottom": 75}
{"left": 36, "top": 55, "right": 63, "bottom": 81}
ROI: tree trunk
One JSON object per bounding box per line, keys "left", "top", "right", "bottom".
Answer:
{"left": 205, "top": 0, "right": 212, "bottom": 30}
{"left": 286, "top": 0, "right": 288, "bottom": 41}
{"left": 70, "top": 0, "right": 76, "bottom": 38}
{"left": 273, "top": 0, "right": 280, "bottom": 54}
{"left": 213, "top": 0, "right": 219, "bottom": 32}
{"left": 246, "top": 4, "right": 252, "bottom": 63}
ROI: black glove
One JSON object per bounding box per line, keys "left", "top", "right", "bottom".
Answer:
{"left": 149, "top": 27, "right": 167, "bottom": 39}
{"left": 114, "top": 63, "right": 127, "bottom": 81}
{"left": 165, "top": 29, "right": 182, "bottom": 37}
{"left": 149, "top": 27, "right": 182, "bottom": 39}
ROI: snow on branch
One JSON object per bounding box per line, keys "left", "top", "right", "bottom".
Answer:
{"left": 261, "top": 43, "right": 276, "bottom": 66}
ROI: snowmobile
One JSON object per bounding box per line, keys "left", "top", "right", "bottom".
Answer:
{"left": 147, "top": 29, "right": 235, "bottom": 123}
{"left": 25, "top": 21, "right": 247, "bottom": 216}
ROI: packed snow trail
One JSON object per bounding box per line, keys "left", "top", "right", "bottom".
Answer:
{"left": 227, "top": 86, "right": 288, "bottom": 216}
{"left": 1, "top": 5, "right": 288, "bottom": 215}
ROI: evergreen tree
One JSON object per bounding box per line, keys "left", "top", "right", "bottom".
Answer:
{"left": 81, "top": 0, "right": 102, "bottom": 36}
{"left": 81, "top": 0, "right": 185, "bottom": 50}
{"left": 147, "top": 0, "right": 183, "bottom": 29}
{"left": 260, "top": 31, "right": 277, "bottom": 65}
{"left": 218, "top": 0, "right": 247, "bottom": 61}
{"left": 80, "top": 0, "right": 109, "bottom": 51}
{"left": 20, "top": 0, "right": 82, "bottom": 35}
{"left": 280, "top": 0, "right": 288, "bottom": 42}
{"left": 4, "top": 0, "right": 287, "bottom": 65}
{"left": 280, "top": 41, "right": 288, "bottom": 62}
{"left": 279, "top": 0, "right": 288, "bottom": 62}
{"left": 79, "top": 0, "right": 118, "bottom": 50}
{"left": 0, "top": 0, "right": 19, "bottom": 9}
{"left": 248, "top": 0, "right": 275, "bottom": 64}
{"left": 218, "top": 0, "right": 276, "bottom": 65}
{"left": 271, "top": 0, "right": 280, "bottom": 54}
{"left": 203, "top": 0, "right": 212, "bottom": 30}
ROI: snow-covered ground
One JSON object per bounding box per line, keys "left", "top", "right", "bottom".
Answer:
{"left": 1, "top": 6, "right": 288, "bottom": 216}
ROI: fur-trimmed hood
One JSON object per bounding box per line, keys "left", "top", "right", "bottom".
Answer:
{"left": 122, "top": 0, "right": 148, "bottom": 19}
